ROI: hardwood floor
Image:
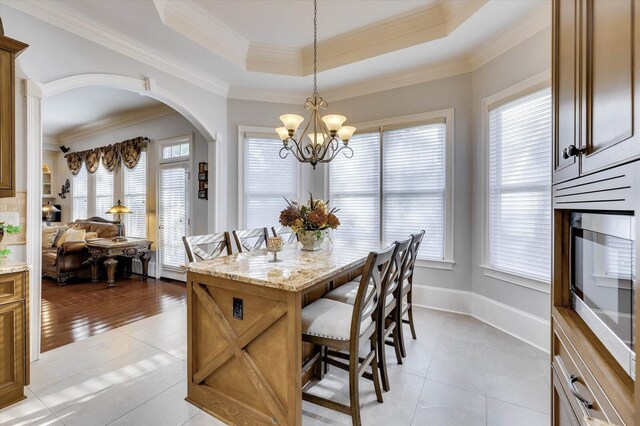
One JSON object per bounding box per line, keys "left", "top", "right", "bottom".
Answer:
{"left": 41, "top": 276, "right": 186, "bottom": 353}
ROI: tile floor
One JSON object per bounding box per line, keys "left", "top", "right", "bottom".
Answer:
{"left": 0, "top": 306, "right": 550, "bottom": 426}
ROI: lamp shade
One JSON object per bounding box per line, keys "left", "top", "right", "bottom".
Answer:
{"left": 42, "top": 202, "right": 60, "bottom": 213}
{"left": 279, "top": 114, "right": 304, "bottom": 132}
{"left": 337, "top": 126, "right": 356, "bottom": 142}
{"left": 106, "top": 199, "right": 131, "bottom": 215}
{"left": 321, "top": 115, "right": 347, "bottom": 132}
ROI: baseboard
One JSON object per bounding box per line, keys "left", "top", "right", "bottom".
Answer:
{"left": 412, "top": 284, "right": 550, "bottom": 353}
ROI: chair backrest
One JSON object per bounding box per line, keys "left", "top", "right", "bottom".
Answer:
{"left": 381, "top": 237, "right": 412, "bottom": 311}
{"left": 183, "top": 232, "right": 232, "bottom": 262}
{"left": 233, "top": 227, "right": 269, "bottom": 253}
{"left": 271, "top": 226, "right": 298, "bottom": 245}
{"left": 350, "top": 244, "right": 395, "bottom": 341}
{"left": 402, "top": 230, "right": 426, "bottom": 285}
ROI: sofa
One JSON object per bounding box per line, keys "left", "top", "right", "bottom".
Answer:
{"left": 42, "top": 217, "right": 123, "bottom": 284}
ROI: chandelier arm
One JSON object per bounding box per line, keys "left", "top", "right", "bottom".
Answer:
{"left": 285, "top": 138, "right": 306, "bottom": 163}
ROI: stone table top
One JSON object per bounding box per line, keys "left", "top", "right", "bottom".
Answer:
{"left": 185, "top": 240, "right": 390, "bottom": 292}
{"left": 86, "top": 238, "right": 151, "bottom": 248}
{"left": 0, "top": 262, "right": 31, "bottom": 274}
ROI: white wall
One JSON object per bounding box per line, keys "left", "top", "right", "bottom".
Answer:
{"left": 50, "top": 112, "right": 209, "bottom": 237}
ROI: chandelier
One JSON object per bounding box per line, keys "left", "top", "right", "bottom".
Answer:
{"left": 275, "top": 0, "right": 356, "bottom": 170}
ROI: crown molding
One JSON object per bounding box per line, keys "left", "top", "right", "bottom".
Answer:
{"left": 5, "top": 0, "right": 229, "bottom": 97}
{"left": 227, "top": 87, "right": 304, "bottom": 105}
{"left": 469, "top": 2, "right": 551, "bottom": 71}
{"left": 57, "top": 103, "right": 175, "bottom": 144}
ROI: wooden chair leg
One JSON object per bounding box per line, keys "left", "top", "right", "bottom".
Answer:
{"left": 323, "top": 346, "right": 329, "bottom": 374}
{"left": 407, "top": 290, "right": 417, "bottom": 340}
{"left": 317, "top": 345, "right": 325, "bottom": 380}
{"left": 392, "top": 326, "right": 403, "bottom": 365}
{"left": 349, "top": 350, "right": 362, "bottom": 426}
{"left": 397, "top": 306, "right": 407, "bottom": 358}
{"left": 377, "top": 323, "right": 390, "bottom": 392}
{"left": 370, "top": 336, "right": 384, "bottom": 402}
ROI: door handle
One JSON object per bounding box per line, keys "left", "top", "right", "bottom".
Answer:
{"left": 562, "top": 144, "right": 586, "bottom": 159}
{"left": 568, "top": 375, "right": 593, "bottom": 410}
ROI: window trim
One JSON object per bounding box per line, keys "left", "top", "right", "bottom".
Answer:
{"left": 480, "top": 70, "right": 551, "bottom": 291}
{"left": 237, "top": 125, "right": 302, "bottom": 229}
{"left": 324, "top": 109, "right": 455, "bottom": 268}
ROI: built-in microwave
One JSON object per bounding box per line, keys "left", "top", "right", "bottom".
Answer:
{"left": 570, "top": 212, "right": 636, "bottom": 380}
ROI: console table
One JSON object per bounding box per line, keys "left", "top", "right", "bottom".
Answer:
{"left": 86, "top": 238, "right": 152, "bottom": 288}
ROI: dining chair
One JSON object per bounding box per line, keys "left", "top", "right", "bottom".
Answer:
{"left": 182, "top": 232, "right": 232, "bottom": 262}
{"left": 397, "top": 230, "right": 425, "bottom": 358}
{"left": 324, "top": 238, "right": 411, "bottom": 391}
{"left": 232, "top": 227, "right": 269, "bottom": 253}
{"left": 301, "top": 244, "right": 395, "bottom": 426}
{"left": 271, "top": 226, "right": 298, "bottom": 245}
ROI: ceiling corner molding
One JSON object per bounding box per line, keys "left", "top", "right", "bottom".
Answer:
{"left": 227, "top": 87, "right": 304, "bottom": 105}
{"left": 6, "top": 0, "right": 230, "bottom": 97}
{"left": 153, "top": 0, "right": 249, "bottom": 69}
{"left": 58, "top": 103, "right": 175, "bottom": 144}
{"left": 246, "top": 44, "right": 303, "bottom": 76}
{"left": 468, "top": 2, "right": 551, "bottom": 71}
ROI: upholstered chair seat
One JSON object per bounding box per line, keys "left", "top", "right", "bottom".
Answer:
{"left": 302, "top": 298, "right": 373, "bottom": 341}
{"left": 325, "top": 281, "right": 394, "bottom": 307}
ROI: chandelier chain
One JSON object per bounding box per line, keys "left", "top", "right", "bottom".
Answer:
{"left": 313, "top": 0, "right": 318, "bottom": 97}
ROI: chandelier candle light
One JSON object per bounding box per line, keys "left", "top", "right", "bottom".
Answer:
{"left": 275, "top": 0, "right": 356, "bottom": 169}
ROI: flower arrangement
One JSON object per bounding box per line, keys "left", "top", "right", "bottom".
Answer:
{"left": 0, "top": 223, "right": 21, "bottom": 259}
{"left": 279, "top": 193, "right": 340, "bottom": 233}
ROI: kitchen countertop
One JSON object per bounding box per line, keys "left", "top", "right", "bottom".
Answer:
{"left": 185, "top": 240, "right": 389, "bottom": 292}
{"left": 0, "top": 263, "right": 31, "bottom": 274}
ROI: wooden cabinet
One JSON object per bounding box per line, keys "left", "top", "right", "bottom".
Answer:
{"left": 553, "top": 0, "right": 640, "bottom": 183}
{"left": 0, "top": 270, "right": 29, "bottom": 410}
{"left": 0, "top": 33, "right": 27, "bottom": 198}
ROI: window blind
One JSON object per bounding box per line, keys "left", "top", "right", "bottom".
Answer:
{"left": 329, "top": 132, "right": 380, "bottom": 244}
{"left": 160, "top": 167, "right": 188, "bottom": 270}
{"left": 124, "top": 150, "right": 147, "bottom": 238}
{"left": 95, "top": 163, "right": 114, "bottom": 221}
{"left": 488, "top": 88, "right": 552, "bottom": 282}
{"left": 72, "top": 166, "right": 88, "bottom": 221}
{"left": 605, "top": 236, "right": 635, "bottom": 280}
{"left": 383, "top": 123, "right": 446, "bottom": 260}
{"left": 244, "top": 134, "right": 297, "bottom": 229}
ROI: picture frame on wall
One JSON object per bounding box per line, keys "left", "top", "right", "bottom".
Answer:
{"left": 198, "top": 172, "right": 207, "bottom": 181}
{"left": 198, "top": 190, "right": 207, "bottom": 200}
{"left": 198, "top": 162, "right": 208, "bottom": 173}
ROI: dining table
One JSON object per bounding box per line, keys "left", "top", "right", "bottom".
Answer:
{"left": 184, "top": 240, "right": 387, "bottom": 425}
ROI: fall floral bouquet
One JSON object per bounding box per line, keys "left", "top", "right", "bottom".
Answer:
{"left": 279, "top": 193, "right": 340, "bottom": 251}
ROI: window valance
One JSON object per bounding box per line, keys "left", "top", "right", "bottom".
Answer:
{"left": 65, "top": 137, "right": 149, "bottom": 175}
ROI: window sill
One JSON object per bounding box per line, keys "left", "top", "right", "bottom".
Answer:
{"left": 416, "top": 259, "right": 455, "bottom": 271}
{"left": 480, "top": 265, "right": 550, "bottom": 294}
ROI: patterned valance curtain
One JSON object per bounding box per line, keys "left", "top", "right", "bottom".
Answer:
{"left": 65, "top": 137, "right": 149, "bottom": 175}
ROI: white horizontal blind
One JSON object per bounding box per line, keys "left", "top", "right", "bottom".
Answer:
{"left": 124, "top": 150, "right": 147, "bottom": 239}
{"left": 329, "top": 132, "right": 380, "bottom": 244}
{"left": 383, "top": 123, "right": 446, "bottom": 260}
{"left": 244, "top": 134, "right": 297, "bottom": 229}
{"left": 72, "top": 166, "right": 88, "bottom": 221}
{"left": 488, "top": 88, "right": 552, "bottom": 282}
{"left": 160, "top": 166, "right": 188, "bottom": 270}
{"left": 605, "top": 236, "right": 635, "bottom": 280}
{"left": 95, "top": 163, "right": 115, "bottom": 221}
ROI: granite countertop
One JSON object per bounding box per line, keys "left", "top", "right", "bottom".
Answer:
{"left": 185, "top": 240, "right": 390, "bottom": 292}
{"left": 0, "top": 263, "right": 31, "bottom": 274}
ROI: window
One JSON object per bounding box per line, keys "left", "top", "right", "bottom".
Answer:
{"left": 161, "top": 141, "right": 190, "bottom": 161}
{"left": 487, "top": 87, "right": 552, "bottom": 283}
{"left": 329, "top": 132, "right": 380, "bottom": 244}
{"left": 123, "top": 150, "right": 147, "bottom": 238}
{"left": 383, "top": 124, "right": 446, "bottom": 259}
{"left": 241, "top": 131, "right": 298, "bottom": 229}
{"left": 72, "top": 166, "right": 88, "bottom": 221}
{"left": 328, "top": 112, "right": 453, "bottom": 262}
{"left": 95, "top": 163, "right": 114, "bottom": 221}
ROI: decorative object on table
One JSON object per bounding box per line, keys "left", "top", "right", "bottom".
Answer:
{"left": 266, "top": 236, "right": 283, "bottom": 263}
{"left": 42, "top": 202, "right": 60, "bottom": 226}
{"left": 58, "top": 178, "right": 70, "bottom": 199}
{"left": 198, "top": 162, "right": 208, "bottom": 199}
{"left": 106, "top": 200, "right": 130, "bottom": 242}
{"left": 279, "top": 193, "right": 340, "bottom": 251}
{"left": 0, "top": 222, "right": 21, "bottom": 265}
{"left": 274, "top": 0, "right": 356, "bottom": 170}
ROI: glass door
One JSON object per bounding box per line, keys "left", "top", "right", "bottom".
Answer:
{"left": 158, "top": 163, "right": 190, "bottom": 281}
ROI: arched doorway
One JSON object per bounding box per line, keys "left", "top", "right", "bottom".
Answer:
{"left": 25, "top": 73, "right": 223, "bottom": 360}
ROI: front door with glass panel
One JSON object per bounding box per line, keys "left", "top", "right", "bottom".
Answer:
{"left": 157, "top": 137, "right": 192, "bottom": 281}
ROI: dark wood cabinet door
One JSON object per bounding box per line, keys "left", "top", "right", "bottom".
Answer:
{"left": 582, "top": 0, "right": 640, "bottom": 174}
{"left": 553, "top": 0, "right": 581, "bottom": 183}
{"left": 0, "top": 301, "right": 25, "bottom": 409}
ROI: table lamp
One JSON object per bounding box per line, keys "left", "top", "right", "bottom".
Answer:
{"left": 42, "top": 202, "right": 60, "bottom": 226}
{"left": 106, "top": 199, "right": 131, "bottom": 242}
